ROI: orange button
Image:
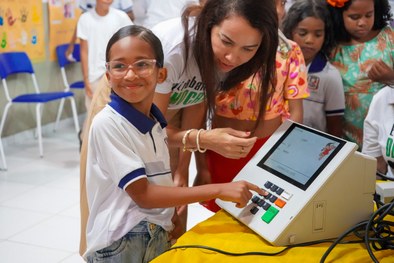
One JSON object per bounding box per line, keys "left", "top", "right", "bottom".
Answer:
{"left": 275, "top": 198, "right": 286, "bottom": 208}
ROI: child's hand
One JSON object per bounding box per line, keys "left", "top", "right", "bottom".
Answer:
{"left": 218, "top": 180, "right": 267, "bottom": 208}
{"left": 168, "top": 212, "right": 184, "bottom": 242}
{"left": 85, "top": 83, "right": 93, "bottom": 99}
{"left": 65, "top": 44, "right": 76, "bottom": 62}
{"left": 368, "top": 60, "right": 394, "bottom": 84}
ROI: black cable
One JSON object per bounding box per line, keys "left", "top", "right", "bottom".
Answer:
{"left": 319, "top": 221, "right": 369, "bottom": 263}
{"left": 164, "top": 239, "right": 335, "bottom": 257}
{"left": 320, "top": 198, "right": 394, "bottom": 263}
{"left": 376, "top": 171, "right": 394, "bottom": 181}
{"left": 164, "top": 204, "right": 394, "bottom": 263}
{"left": 166, "top": 244, "right": 290, "bottom": 256}
{"left": 164, "top": 174, "right": 394, "bottom": 262}
{"left": 365, "top": 201, "right": 394, "bottom": 262}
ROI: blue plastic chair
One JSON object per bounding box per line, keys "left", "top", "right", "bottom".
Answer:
{"left": 0, "top": 52, "right": 80, "bottom": 170}
{"left": 54, "top": 43, "right": 84, "bottom": 131}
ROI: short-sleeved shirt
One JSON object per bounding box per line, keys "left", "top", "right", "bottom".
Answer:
{"left": 215, "top": 32, "right": 309, "bottom": 121}
{"left": 363, "top": 86, "right": 394, "bottom": 178}
{"left": 303, "top": 53, "right": 345, "bottom": 132}
{"left": 85, "top": 93, "right": 174, "bottom": 259}
{"left": 152, "top": 17, "right": 205, "bottom": 110}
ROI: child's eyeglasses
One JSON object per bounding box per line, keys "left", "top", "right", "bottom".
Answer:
{"left": 106, "top": 59, "right": 159, "bottom": 79}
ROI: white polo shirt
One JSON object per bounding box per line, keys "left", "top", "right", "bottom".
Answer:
{"left": 85, "top": 93, "right": 174, "bottom": 258}
{"left": 363, "top": 86, "right": 394, "bottom": 178}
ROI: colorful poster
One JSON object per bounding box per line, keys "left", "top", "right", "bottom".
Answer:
{"left": 48, "top": 0, "right": 81, "bottom": 61}
{"left": 0, "top": 0, "right": 45, "bottom": 61}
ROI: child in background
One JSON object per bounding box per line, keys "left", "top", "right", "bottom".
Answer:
{"left": 327, "top": 0, "right": 394, "bottom": 148}
{"left": 363, "top": 86, "right": 394, "bottom": 179}
{"left": 78, "top": 0, "right": 132, "bottom": 111}
{"left": 282, "top": 0, "right": 345, "bottom": 137}
{"left": 66, "top": 0, "right": 134, "bottom": 60}
{"left": 84, "top": 25, "right": 265, "bottom": 263}
{"left": 77, "top": 0, "right": 132, "bottom": 146}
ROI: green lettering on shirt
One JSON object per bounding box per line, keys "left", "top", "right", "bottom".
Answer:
{"left": 387, "top": 137, "right": 394, "bottom": 158}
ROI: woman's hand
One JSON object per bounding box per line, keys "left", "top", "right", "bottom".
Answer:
{"left": 201, "top": 128, "right": 257, "bottom": 159}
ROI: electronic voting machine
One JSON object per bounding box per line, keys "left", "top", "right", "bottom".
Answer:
{"left": 216, "top": 120, "right": 377, "bottom": 246}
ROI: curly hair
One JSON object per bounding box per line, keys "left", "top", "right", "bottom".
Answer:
{"left": 327, "top": 0, "right": 393, "bottom": 43}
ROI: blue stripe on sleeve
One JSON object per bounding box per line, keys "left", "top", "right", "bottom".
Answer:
{"left": 118, "top": 167, "right": 146, "bottom": 189}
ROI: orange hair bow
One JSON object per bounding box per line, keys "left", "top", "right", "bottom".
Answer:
{"left": 327, "top": 0, "right": 350, "bottom": 8}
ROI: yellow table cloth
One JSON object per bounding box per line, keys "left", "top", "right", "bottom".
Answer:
{"left": 152, "top": 210, "right": 394, "bottom": 263}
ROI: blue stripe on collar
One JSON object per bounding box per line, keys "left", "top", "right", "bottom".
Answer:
{"left": 308, "top": 52, "right": 327, "bottom": 74}
{"left": 108, "top": 93, "right": 167, "bottom": 134}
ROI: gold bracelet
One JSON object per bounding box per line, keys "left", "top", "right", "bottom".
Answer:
{"left": 196, "top": 129, "right": 207, "bottom": 153}
{"left": 182, "top": 129, "right": 197, "bottom": 152}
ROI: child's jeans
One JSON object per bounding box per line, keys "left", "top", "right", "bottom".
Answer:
{"left": 86, "top": 221, "right": 171, "bottom": 263}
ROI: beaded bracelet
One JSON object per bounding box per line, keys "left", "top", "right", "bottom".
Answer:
{"left": 196, "top": 129, "right": 207, "bottom": 153}
{"left": 182, "top": 129, "right": 197, "bottom": 152}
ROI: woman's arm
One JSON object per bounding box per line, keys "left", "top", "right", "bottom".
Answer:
{"left": 170, "top": 103, "right": 206, "bottom": 187}
{"left": 168, "top": 127, "right": 257, "bottom": 159}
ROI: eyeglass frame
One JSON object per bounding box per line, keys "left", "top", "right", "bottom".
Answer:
{"left": 105, "top": 59, "right": 162, "bottom": 79}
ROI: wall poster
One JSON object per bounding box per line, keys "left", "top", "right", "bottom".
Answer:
{"left": 0, "top": 0, "right": 46, "bottom": 61}
{"left": 48, "top": 0, "right": 81, "bottom": 61}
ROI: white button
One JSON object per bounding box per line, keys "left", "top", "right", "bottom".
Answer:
{"left": 280, "top": 191, "right": 293, "bottom": 200}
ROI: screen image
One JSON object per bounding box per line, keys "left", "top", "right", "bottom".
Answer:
{"left": 257, "top": 123, "right": 346, "bottom": 190}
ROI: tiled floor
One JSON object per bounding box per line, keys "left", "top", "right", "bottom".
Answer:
{"left": 0, "top": 119, "right": 214, "bottom": 263}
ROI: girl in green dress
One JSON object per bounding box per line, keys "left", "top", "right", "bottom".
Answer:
{"left": 327, "top": 0, "right": 394, "bottom": 149}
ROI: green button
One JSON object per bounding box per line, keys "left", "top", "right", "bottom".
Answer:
{"left": 261, "top": 206, "right": 279, "bottom": 223}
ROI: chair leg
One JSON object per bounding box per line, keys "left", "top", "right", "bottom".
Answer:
{"left": 54, "top": 98, "right": 66, "bottom": 132}
{"left": 33, "top": 104, "right": 44, "bottom": 139}
{"left": 69, "top": 97, "right": 80, "bottom": 133}
{"left": 36, "top": 104, "right": 43, "bottom": 158}
{"left": 0, "top": 103, "right": 12, "bottom": 170}
{"left": 0, "top": 139, "right": 6, "bottom": 171}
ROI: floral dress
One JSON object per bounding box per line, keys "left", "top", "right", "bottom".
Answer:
{"left": 215, "top": 33, "right": 309, "bottom": 121}
{"left": 330, "top": 26, "right": 394, "bottom": 149}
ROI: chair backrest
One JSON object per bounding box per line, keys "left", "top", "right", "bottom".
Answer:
{"left": 0, "top": 52, "right": 34, "bottom": 79}
{"left": 55, "top": 43, "right": 81, "bottom": 68}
